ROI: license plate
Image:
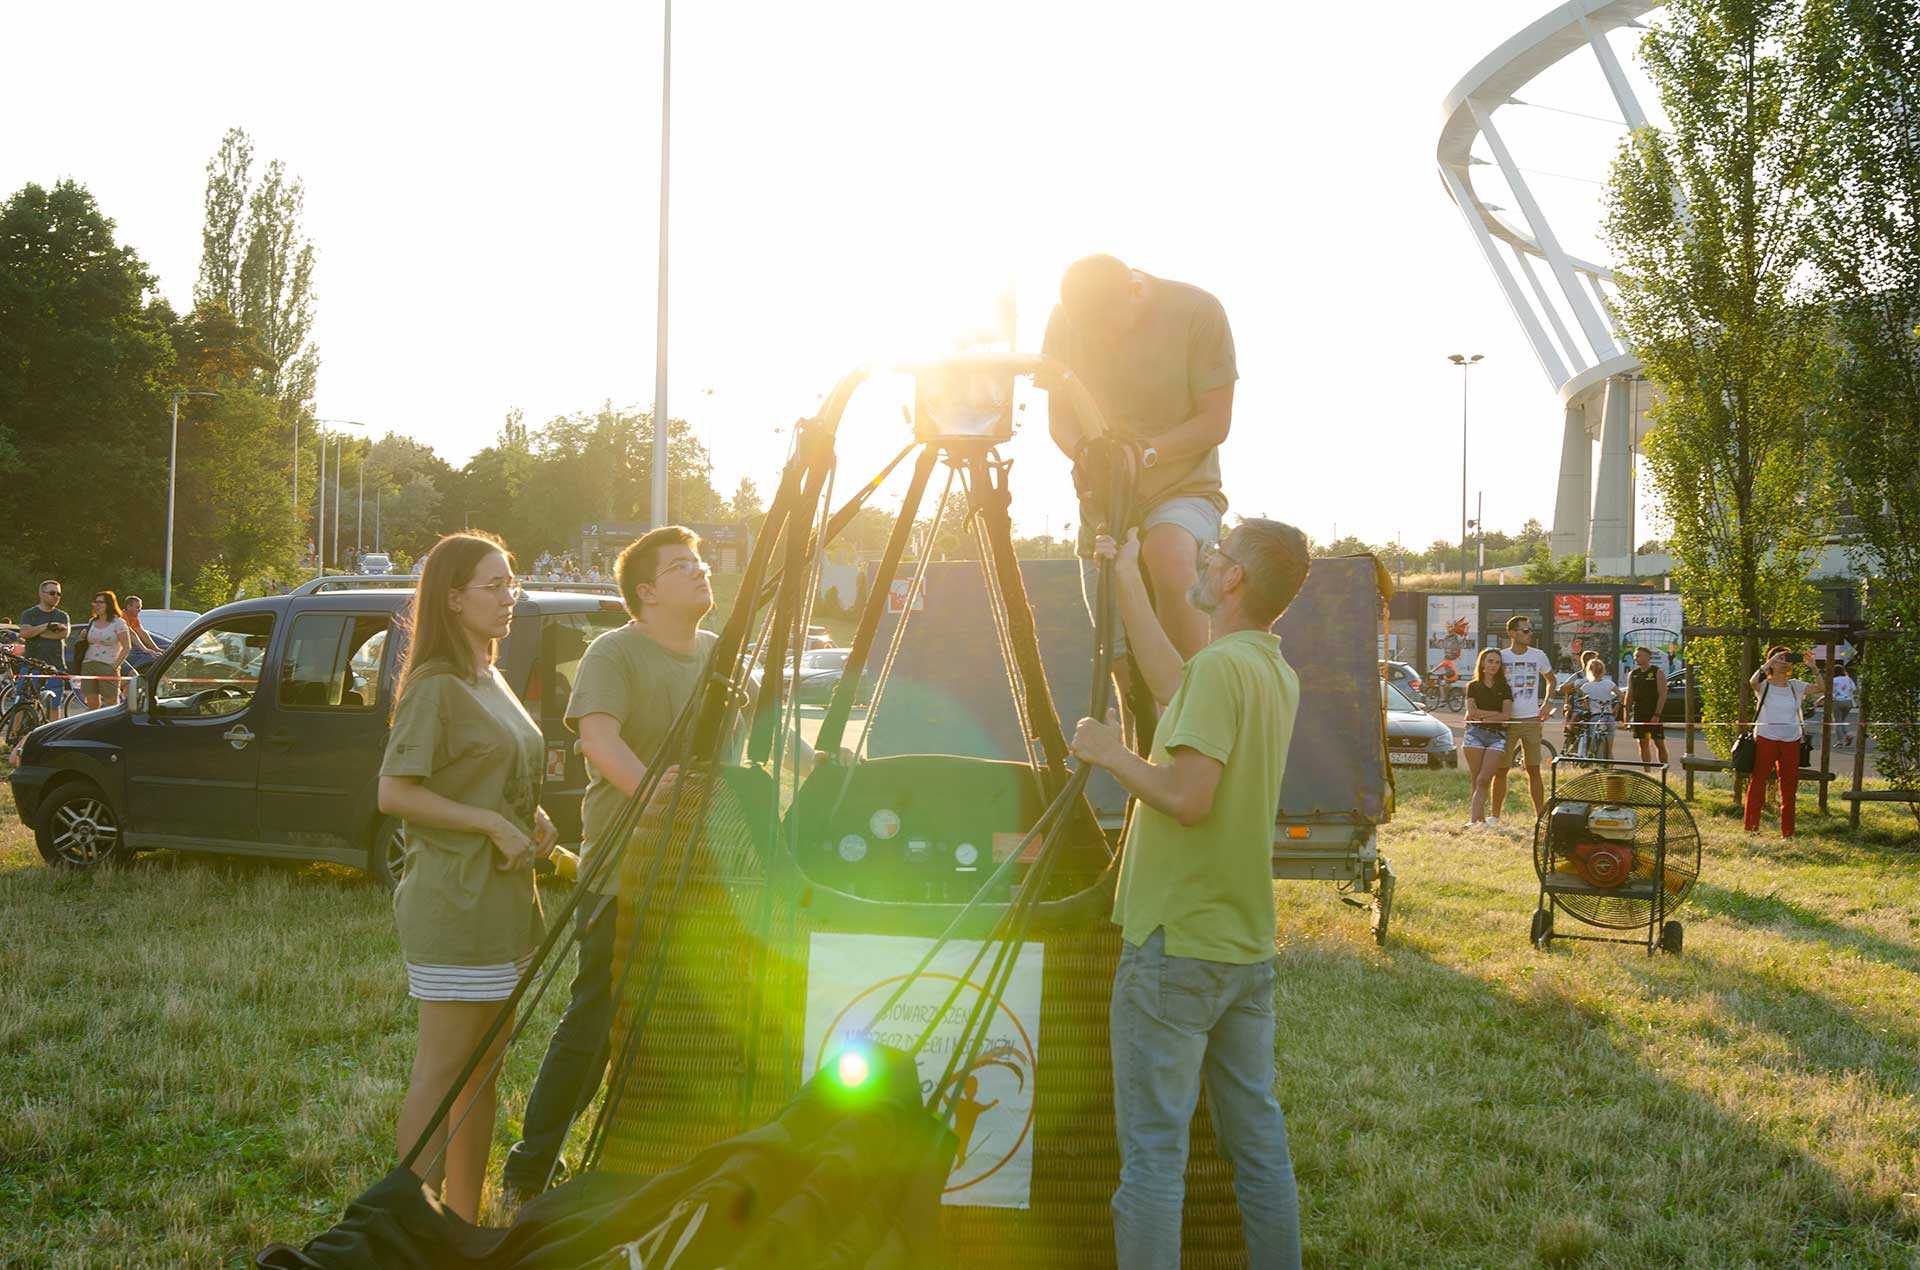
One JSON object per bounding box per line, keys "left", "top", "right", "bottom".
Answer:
{"left": 1388, "top": 751, "right": 1430, "bottom": 767}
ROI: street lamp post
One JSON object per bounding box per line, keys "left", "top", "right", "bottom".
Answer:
{"left": 164, "top": 389, "right": 220, "bottom": 608}
{"left": 312, "top": 419, "right": 367, "bottom": 576}
{"left": 650, "top": 0, "right": 673, "bottom": 529}
{"left": 1448, "top": 353, "right": 1483, "bottom": 589}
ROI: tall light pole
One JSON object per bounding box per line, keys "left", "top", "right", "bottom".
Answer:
{"left": 650, "top": 0, "right": 672, "bottom": 529}
{"left": 165, "top": 389, "right": 220, "bottom": 608}
{"left": 1448, "top": 353, "right": 1483, "bottom": 589}
{"left": 312, "top": 419, "right": 367, "bottom": 575}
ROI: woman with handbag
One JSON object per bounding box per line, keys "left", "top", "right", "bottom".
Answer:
{"left": 1742, "top": 646, "right": 1817, "bottom": 837}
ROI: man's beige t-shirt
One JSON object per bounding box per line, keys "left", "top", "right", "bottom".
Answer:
{"left": 1042, "top": 273, "right": 1238, "bottom": 517}
{"left": 568, "top": 624, "right": 718, "bottom": 894}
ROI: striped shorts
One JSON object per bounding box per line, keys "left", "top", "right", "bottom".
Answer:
{"left": 405, "top": 955, "right": 534, "bottom": 1003}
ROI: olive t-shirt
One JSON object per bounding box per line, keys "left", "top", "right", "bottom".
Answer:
{"left": 568, "top": 624, "right": 718, "bottom": 894}
{"left": 1112, "top": 630, "right": 1298, "bottom": 965}
{"left": 1042, "top": 273, "right": 1238, "bottom": 528}
{"left": 380, "top": 658, "right": 545, "bottom": 967}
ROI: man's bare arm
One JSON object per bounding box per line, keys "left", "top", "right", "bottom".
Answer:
{"left": 1139, "top": 383, "right": 1233, "bottom": 462}
{"left": 578, "top": 712, "right": 649, "bottom": 798}
{"left": 1098, "top": 531, "right": 1182, "bottom": 708}
{"left": 1071, "top": 717, "right": 1223, "bottom": 828}
{"left": 1048, "top": 391, "right": 1083, "bottom": 460}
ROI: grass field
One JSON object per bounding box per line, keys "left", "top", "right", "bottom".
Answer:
{"left": 2, "top": 768, "right": 1918, "bottom": 1266}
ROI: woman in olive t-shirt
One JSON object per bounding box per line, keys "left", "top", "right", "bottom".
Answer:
{"left": 377, "top": 532, "right": 556, "bottom": 1222}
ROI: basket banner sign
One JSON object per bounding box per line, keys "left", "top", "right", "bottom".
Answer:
{"left": 886, "top": 578, "right": 926, "bottom": 614}
{"left": 1553, "top": 594, "right": 1615, "bottom": 622}
{"left": 1424, "top": 594, "right": 1479, "bottom": 674}
{"left": 802, "top": 932, "right": 1042, "bottom": 1209}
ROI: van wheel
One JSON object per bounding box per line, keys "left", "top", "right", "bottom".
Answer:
{"left": 368, "top": 817, "right": 407, "bottom": 889}
{"left": 37, "top": 782, "right": 125, "bottom": 869}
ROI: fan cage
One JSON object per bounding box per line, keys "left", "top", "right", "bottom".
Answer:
{"left": 1532, "top": 764, "right": 1699, "bottom": 929}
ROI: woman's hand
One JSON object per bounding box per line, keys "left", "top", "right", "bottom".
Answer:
{"left": 487, "top": 812, "right": 534, "bottom": 871}
{"left": 533, "top": 807, "right": 558, "bottom": 860}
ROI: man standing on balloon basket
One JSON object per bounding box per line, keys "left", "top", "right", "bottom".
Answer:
{"left": 1070, "top": 519, "right": 1310, "bottom": 1270}
{"left": 1044, "top": 254, "right": 1237, "bottom": 732}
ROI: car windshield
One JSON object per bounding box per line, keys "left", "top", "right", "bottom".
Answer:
{"left": 1383, "top": 683, "right": 1419, "bottom": 713}
{"left": 803, "top": 649, "right": 846, "bottom": 670}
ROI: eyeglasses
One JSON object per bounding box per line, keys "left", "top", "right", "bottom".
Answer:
{"left": 461, "top": 579, "right": 524, "bottom": 602}
{"left": 93, "top": 596, "right": 108, "bottom": 605}
{"left": 1199, "top": 541, "right": 1243, "bottom": 572}
{"left": 41, "top": 587, "right": 60, "bottom": 596}
{"left": 653, "top": 558, "right": 713, "bottom": 582}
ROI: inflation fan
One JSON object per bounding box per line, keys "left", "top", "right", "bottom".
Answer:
{"left": 1530, "top": 757, "right": 1699, "bottom": 955}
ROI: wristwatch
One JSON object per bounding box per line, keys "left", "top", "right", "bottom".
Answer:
{"left": 1140, "top": 445, "right": 1159, "bottom": 470}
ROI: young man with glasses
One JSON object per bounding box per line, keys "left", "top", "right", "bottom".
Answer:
{"left": 502, "top": 525, "right": 832, "bottom": 1206}
{"left": 17, "top": 581, "right": 71, "bottom": 708}
{"left": 1070, "top": 520, "right": 1311, "bottom": 1270}
{"left": 1491, "top": 615, "right": 1556, "bottom": 826}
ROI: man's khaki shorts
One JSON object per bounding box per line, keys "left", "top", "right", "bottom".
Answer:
{"left": 1507, "top": 718, "right": 1545, "bottom": 769}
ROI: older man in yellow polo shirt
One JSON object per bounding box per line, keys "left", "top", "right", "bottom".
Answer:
{"left": 1071, "top": 518, "right": 1310, "bottom": 1269}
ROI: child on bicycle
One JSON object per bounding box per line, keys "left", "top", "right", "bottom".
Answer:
{"left": 1570, "top": 653, "right": 1621, "bottom": 760}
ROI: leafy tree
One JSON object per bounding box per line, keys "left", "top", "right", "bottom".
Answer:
{"left": 1803, "top": 0, "right": 1920, "bottom": 786}
{"left": 195, "top": 127, "right": 319, "bottom": 412}
{"left": 1605, "top": 0, "right": 1832, "bottom": 730}
{"left": 728, "top": 477, "right": 764, "bottom": 524}
{"left": 1523, "top": 543, "right": 1589, "bottom": 585}
{"left": 173, "top": 386, "right": 301, "bottom": 599}
{"left": 1314, "top": 535, "right": 1373, "bottom": 558}
{"left": 0, "top": 180, "right": 176, "bottom": 597}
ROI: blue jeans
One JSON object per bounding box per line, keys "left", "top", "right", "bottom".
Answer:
{"left": 502, "top": 892, "right": 617, "bottom": 1193}
{"left": 1111, "top": 927, "right": 1301, "bottom": 1269}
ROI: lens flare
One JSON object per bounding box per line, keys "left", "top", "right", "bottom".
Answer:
{"left": 836, "top": 1049, "right": 871, "bottom": 1089}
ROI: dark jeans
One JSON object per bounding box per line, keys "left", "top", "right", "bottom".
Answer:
{"left": 1110, "top": 928, "right": 1301, "bottom": 1269}
{"left": 502, "top": 892, "right": 617, "bottom": 1192}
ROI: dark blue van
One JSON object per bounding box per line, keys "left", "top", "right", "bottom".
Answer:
{"left": 8, "top": 581, "right": 629, "bottom": 883}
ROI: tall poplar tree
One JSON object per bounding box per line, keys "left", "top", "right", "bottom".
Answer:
{"left": 1604, "top": 0, "right": 1834, "bottom": 730}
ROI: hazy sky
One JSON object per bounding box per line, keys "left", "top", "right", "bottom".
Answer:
{"left": 4, "top": 1, "right": 1663, "bottom": 549}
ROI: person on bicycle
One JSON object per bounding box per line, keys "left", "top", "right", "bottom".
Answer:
{"left": 17, "top": 579, "right": 70, "bottom": 710}
{"left": 1568, "top": 652, "right": 1621, "bottom": 759}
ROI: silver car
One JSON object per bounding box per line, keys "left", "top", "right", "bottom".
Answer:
{"left": 1383, "top": 681, "right": 1457, "bottom": 769}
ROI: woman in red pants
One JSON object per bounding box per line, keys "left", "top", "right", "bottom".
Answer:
{"left": 1743, "top": 646, "right": 1816, "bottom": 837}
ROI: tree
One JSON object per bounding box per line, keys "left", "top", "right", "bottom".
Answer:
{"left": 195, "top": 128, "right": 319, "bottom": 412}
{"left": 174, "top": 386, "right": 302, "bottom": 599}
{"left": 1314, "top": 535, "right": 1372, "bottom": 559}
{"left": 0, "top": 181, "right": 176, "bottom": 597}
{"left": 1803, "top": 0, "right": 1920, "bottom": 787}
{"left": 728, "top": 477, "right": 764, "bottom": 524}
{"left": 1604, "top": 0, "right": 1833, "bottom": 730}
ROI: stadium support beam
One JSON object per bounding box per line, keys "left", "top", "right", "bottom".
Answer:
{"left": 1552, "top": 402, "right": 1592, "bottom": 560}
{"left": 1588, "top": 375, "right": 1635, "bottom": 567}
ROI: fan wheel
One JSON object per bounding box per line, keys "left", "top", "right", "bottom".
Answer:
{"left": 1659, "top": 920, "right": 1684, "bottom": 956}
{"left": 1529, "top": 907, "right": 1553, "bottom": 949}
{"left": 1532, "top": 767, "right": 1700, "bottom": 932}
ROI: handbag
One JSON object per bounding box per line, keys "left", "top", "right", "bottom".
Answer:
{"left": 1731, "top": 682, "right": 1767, "bottom": 774}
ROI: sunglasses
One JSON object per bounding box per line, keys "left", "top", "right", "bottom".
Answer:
{"left": 1199, "top": 541, "right": 1242, "bottom": 572}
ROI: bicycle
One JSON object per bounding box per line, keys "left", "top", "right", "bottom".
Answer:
{"left": 1, "top": 655, "right": 83, "bottom": 750}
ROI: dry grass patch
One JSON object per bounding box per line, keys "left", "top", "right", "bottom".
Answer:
{"left": 0, "top": 767, "right": 1916, "bottom": 1265}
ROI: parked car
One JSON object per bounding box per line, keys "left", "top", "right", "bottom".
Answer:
{"left": 358, "top": 552, "right": 394, "bottom": 576}
{"left": 8, "top": 582, "right": 632, "bottom": 884}
{"left": 1383, "top": 681, "right": 1457, "bottom": 769}
{"left": 747, "top": 646, "right": 868, "bottom": 705}
{"left": 1380, "top": 659, "right": 1423, "bottom": 698}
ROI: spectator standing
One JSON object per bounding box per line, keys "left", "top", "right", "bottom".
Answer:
{"left": 121, "top": 595, "right": 162, "bottom": 655}
{"left": 17, "top": 580, "right": 70, "bottom": 710}
{"left": 1491, "top": 616, "right": 1556, "bottom": 824}
{"left": 1743, "top": 646, "right": 1813, "bottom": 838}
{"left": 1830, "top": 664, "right": 1857, "bottom": 747}
{"left": 1070, "top": 522, "right": 1309, "bottom": 1270}
{"left": 1625, "top": 646, "right": 1670, "bottom": 766}
{"left": 376, "top": 531, "right": 557, "bottom": 1221}
{"left": 1461, "top": 648, "right": 1513, "bottom": 829}
{"left": 78, "top": 591, "right": 131, "bottom": 709}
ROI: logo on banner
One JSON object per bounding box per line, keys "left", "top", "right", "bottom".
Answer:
{"left": 1554, "top": 594, "right": 1616, "bottom": 622}
{"left": 886, "top": 578, "right": 925, "bottom": 613}
{"left": 804, "top": 933, "right": 1042, "bottom": 1208}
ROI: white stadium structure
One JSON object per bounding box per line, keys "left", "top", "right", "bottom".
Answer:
{"left": 1438, "top": 0, "right": 1667, "bottom": 577}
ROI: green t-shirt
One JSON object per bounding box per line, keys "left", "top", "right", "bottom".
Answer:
{"left": 379, "top": 658, "right": 545, "bottom": 967}
{"left": 1112, "top": 630, "right": 1298, "bottom": 964}
{"left": 568, "top": 623, "right": 718, "bottom": 893}
{"left": 1042, "top": 273, "right": 1238, "bottom": 533}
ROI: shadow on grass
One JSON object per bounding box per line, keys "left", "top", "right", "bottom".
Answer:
{"left": 1688, "top": 882, "right": 1920, "bottom": 978}
{"left": 1278, "top": 933, "right": 1917, "bottom": 1266}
